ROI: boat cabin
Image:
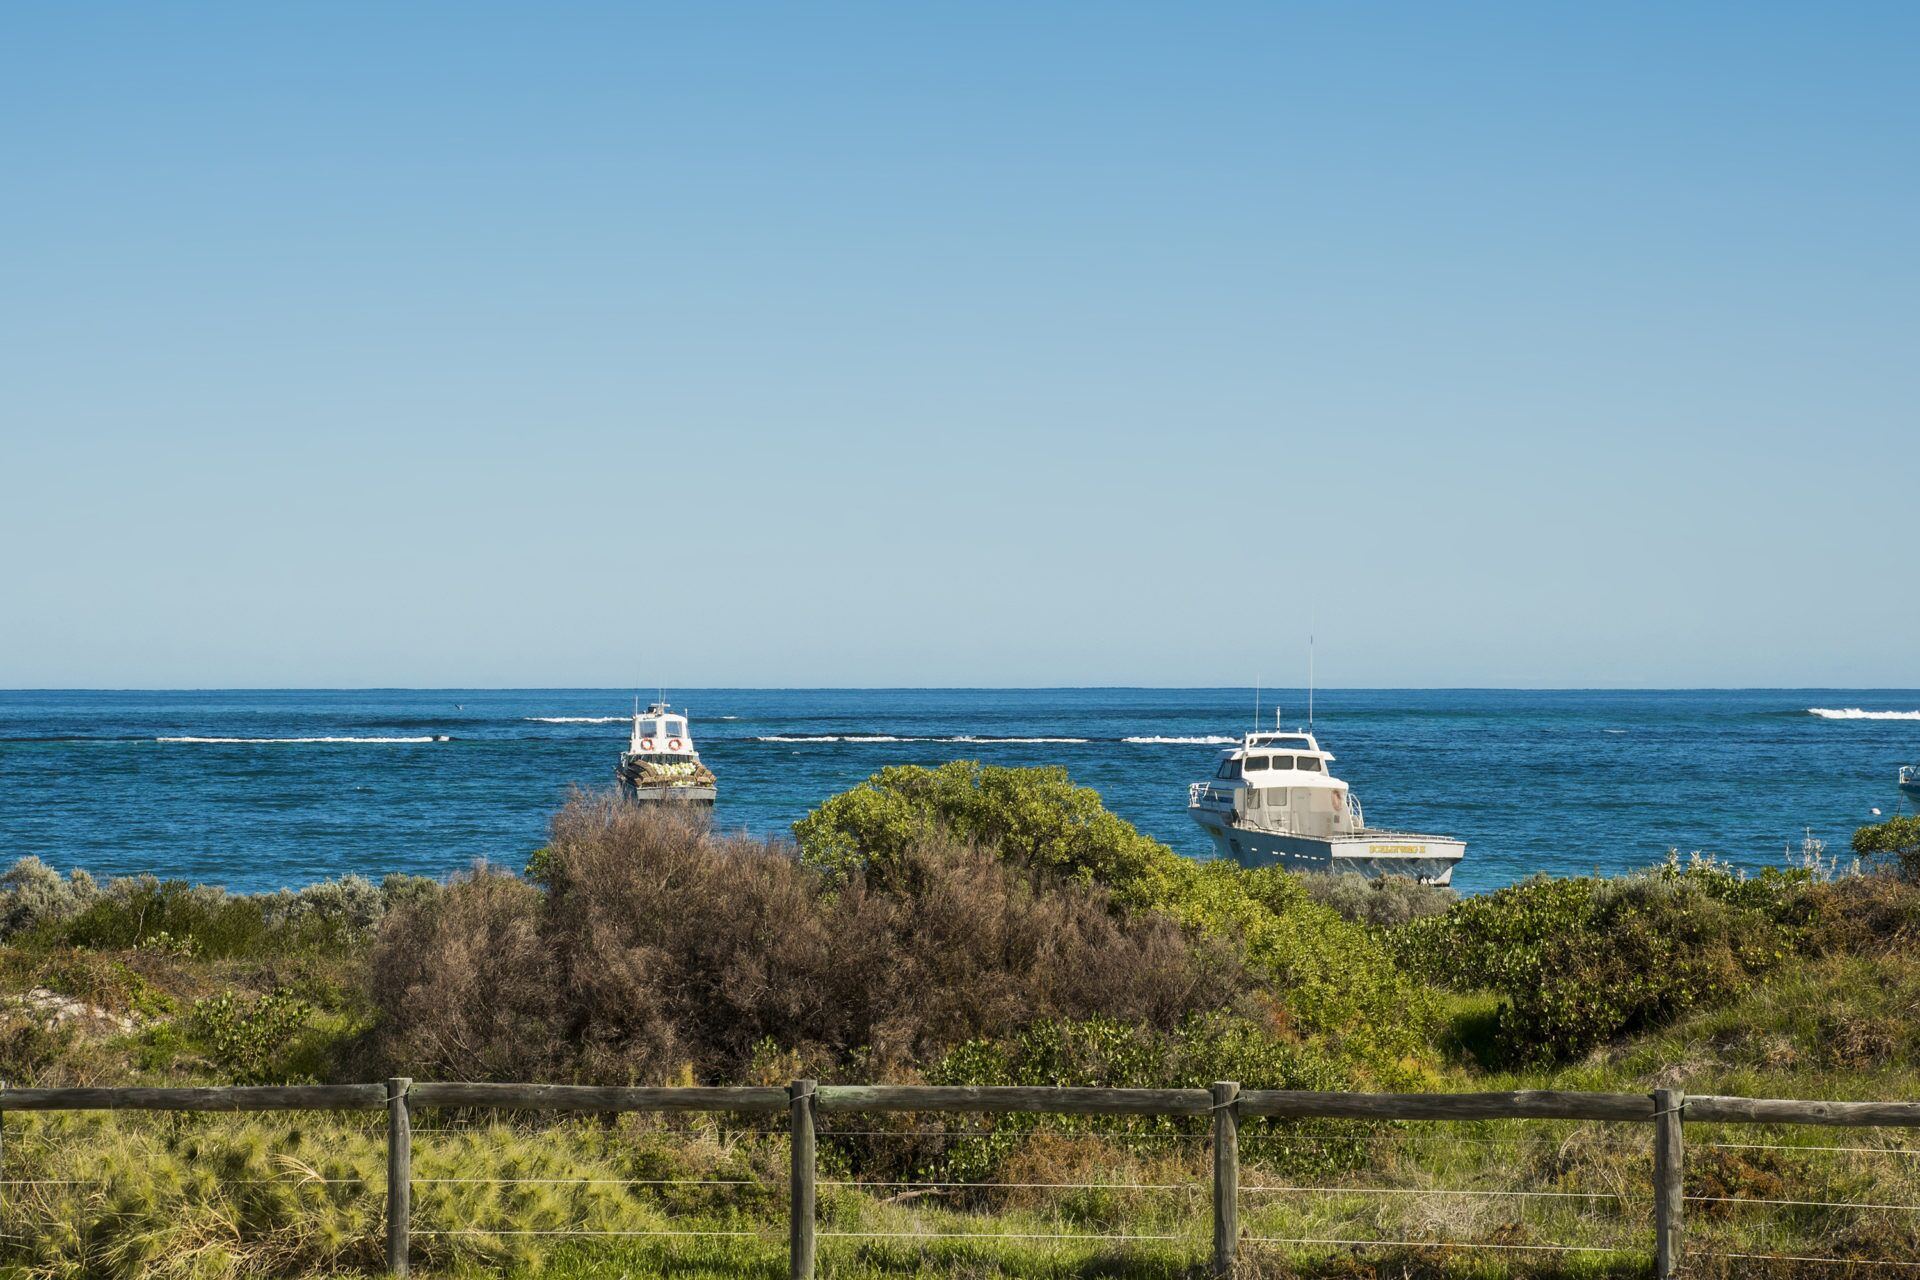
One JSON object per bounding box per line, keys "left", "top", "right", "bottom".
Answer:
{"left": 627, "top": 702, "right": 697, "bottom": 759}
{"left": 1194, "top": 730, "right": 1361, "bottom": 839}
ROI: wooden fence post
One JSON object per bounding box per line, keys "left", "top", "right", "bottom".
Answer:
{"left": 1653, "top": 1087, "right": 1684, "bottom": 1280}
{"left": 790, "top": 1079, "right": 817, "bottom": 1280}
{"left": 386, "top": 1077, "right": 412, "bottom": 1278}
{"left": 1212, "top": 1081, "right": 1240, "bottom": 1278}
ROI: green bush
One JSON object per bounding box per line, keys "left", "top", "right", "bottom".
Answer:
{"left": 796, "top": 763, "right": 1440, "bottom": 1079}
{"left": 190, "top": 988, "right": 313, "bottom": 1084}
{"left": 922, "top": 1014, "right": 1365, "bottom": 1181}
{"left": 1854, "top": 815, "right": 1920, "bottom": 879}
{"left": 795, "top": 761, "right": 1183, "bottom": 904}
{"left": 1392, "top": 857, "right": 1807, "bottom": 1066}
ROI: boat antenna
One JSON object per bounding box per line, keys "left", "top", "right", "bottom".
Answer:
{"left": 1308, "top": 635, "right": 1314, "bottom": 730}
{"left": 1253, "top": 675, "right": 1260, "bottom": 734}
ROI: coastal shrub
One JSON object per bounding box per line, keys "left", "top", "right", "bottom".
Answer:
{"left": 1854, "top": 815, "right": 1920, "bottom": 880}
{"left": 30, "top": 869, "right": 417, "bottom": 958}
{"left": 378, "top": 871, "right": 442, "bottom": 911}
{"left": 281, "top": 873, "right": 385, "bottom": 930}
{"left": 371, "top": 864, "right": 561, "bottom": 1081}
{"left": 794, "top": 761, "right": 1182, "bottom": 905}
{"left": 921, "top": 1014, "right": 1364, "bottom": 1182}
{"left": 374, "top": 799, "right": 1254, "bottom": 1082}
{"left": 1392, "top": 858, "right": 1804, "bottom": 1065}
{"left": 1797, "top": 871, "right": 1920, "bottom": 952}
{"left": 545, "top": 799, "right": 1249, "bottom": 1080}
{"left": 0, "top": 857, "right": 98, "bottom": 938}
{"left": 190, "top": 987, "right": 313, "bottom": 1085}
{"left": 48, "top": 875, "right": 273, "bottom": 956}
{"left": 1296, "top": 871, "right": 1455, "bottom": 926}
{"left": 795, "top": 763, "right": 1439, "bottom": 1078}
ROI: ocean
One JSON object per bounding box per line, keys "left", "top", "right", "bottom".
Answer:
{"left": 2, "top": 688, "right": 1917, "bottom": 895}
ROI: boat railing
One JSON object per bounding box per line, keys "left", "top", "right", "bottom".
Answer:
{"left": 1345, "top": 793, "right": 1365, "bottom": 828}
{"left": 1188, "top": 781, "right": 1232, "bottom": 808}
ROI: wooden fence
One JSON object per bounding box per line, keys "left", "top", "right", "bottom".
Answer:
{"left": 6, "top": 1080, "right": 1920, "bottom": 1277}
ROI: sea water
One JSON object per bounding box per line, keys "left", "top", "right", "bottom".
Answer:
{"left": 2, "top": 688, "right": 1916, "bottom": 894}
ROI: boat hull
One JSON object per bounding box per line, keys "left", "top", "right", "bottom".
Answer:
{"left": 618, "top": 780, "right": 716, "bottom": 804}
{"left": 1190, "top": 807, "right": 1463, "bottom": 884}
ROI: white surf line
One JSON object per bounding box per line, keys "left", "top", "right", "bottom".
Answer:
{"left": 156, "top": 735, "right": 450, "bottom": 744}
{"left": 1808, "top": 708, "right": 1920, "bottom": 721}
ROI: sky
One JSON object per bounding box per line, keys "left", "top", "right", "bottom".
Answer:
{"left": 1, "top": 4, "right": 1915, "bottom": 689}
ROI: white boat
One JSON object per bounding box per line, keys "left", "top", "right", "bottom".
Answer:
{"left": 1187, "top": 726, "right": 1464, "bottom": 884}
{"left": 1901, "top": 765, "right": 1920, "bottom": 799}
{"left": 616, "top": 701, "right": 716, "bottom": 804}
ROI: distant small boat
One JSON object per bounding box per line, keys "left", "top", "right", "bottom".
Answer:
{"left": 616, "top": 701, "right": 716, "bottom": 804}
{"left": 1901, "top": 765, "right": 1920, "bottom": 799}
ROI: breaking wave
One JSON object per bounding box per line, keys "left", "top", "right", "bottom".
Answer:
{"left": 157, "top": 735, "right": 450, "bottom": 744}
{"left": 1124, "top": 735, "right": 1237, "bottom": 745}
{"left": 952, "top": 736, "right": 1090, "bottom": 744}
{"left": 524, "top": 716, "right": 627, "bottom": 724}
{"left": 1808, "top": 708, "right": 1920, "bottom": 721}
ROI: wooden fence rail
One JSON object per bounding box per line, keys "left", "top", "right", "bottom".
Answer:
{"left": 5, "top": 1081, "right": 1920, "bottom": 1278}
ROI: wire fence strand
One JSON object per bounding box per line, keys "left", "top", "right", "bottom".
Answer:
{"left": 1697, "top": 1251, "right": 1920, "bottom": 1270}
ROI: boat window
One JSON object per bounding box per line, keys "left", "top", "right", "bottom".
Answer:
{"left": 1215, "top": 759, "right": 1242, "bottom": 780}
{"left": 1264, "top": 788, "right": 1288, "bottom": 807}
{"left": 1247, "top": 791, "right": 1262, "bottom": 808}
{"left": 665, "top": 719, "right": 686, "bottom": 736}
{"left": 1266, "top": 755, "right": 1293, "bottom": 771}
{"left": 1244, "top": 756, "right": 1269, "bottom": 772}
{"left": 1296, "top": 756, "right": 1324, "bottom": 773}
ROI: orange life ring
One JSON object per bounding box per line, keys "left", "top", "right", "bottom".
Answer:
{"left": 668, "top": 737, "right": 684, "bottom": 751}
{"left": 641, "top": 736, "right": 655, "bottom": 750}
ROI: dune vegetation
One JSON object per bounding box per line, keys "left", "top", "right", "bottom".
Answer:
{"left": 3, "top": 769, "right": 1920, "bottom": 1278}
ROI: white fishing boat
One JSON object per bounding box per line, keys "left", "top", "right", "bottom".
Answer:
{"left": 1901, "top": 764, "right": 1920, "bottom": 799}
{"left": 1187, "top": 722, "right": 1464, "bottom": 884}
{"left": 616, "top": 701, "right": 716, "bottom": 804}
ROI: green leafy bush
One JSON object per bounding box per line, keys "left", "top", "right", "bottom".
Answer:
{"left": 922, "top": 1014, "right": 1364, "bottom": 1181}
{"left": 1392, "top": 857, "right": 1806, "bottom": 1065}
{"left": 190, "top": 988, "right": 313, "bottom": 1084}
{"left": 1854, "top": 815, "right": 1920, "bottom": 879}
{"left": 795, "top": 762, "right": 1439, "bottom": 1079}
{"left": 795, "top": 761, "right": 1182, "bottom": 903}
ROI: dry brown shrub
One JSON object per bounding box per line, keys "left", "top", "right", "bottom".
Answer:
{"left": 543, "top": 795, "right": 1251, "bottom": 1081}
{"left": 373, "top": 794, "right": 1252, "bottom": 1083}
{"left": 370, "top": 864, "right": 559, "bottom": 1079}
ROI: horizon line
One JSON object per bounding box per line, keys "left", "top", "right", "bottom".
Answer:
{"left": 4, "top": 685, "right": 1918, "bottom": 695}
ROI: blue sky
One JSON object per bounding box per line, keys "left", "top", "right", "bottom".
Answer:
{"left": 2, "top": 4, "right": 1914, "bottom": 688}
